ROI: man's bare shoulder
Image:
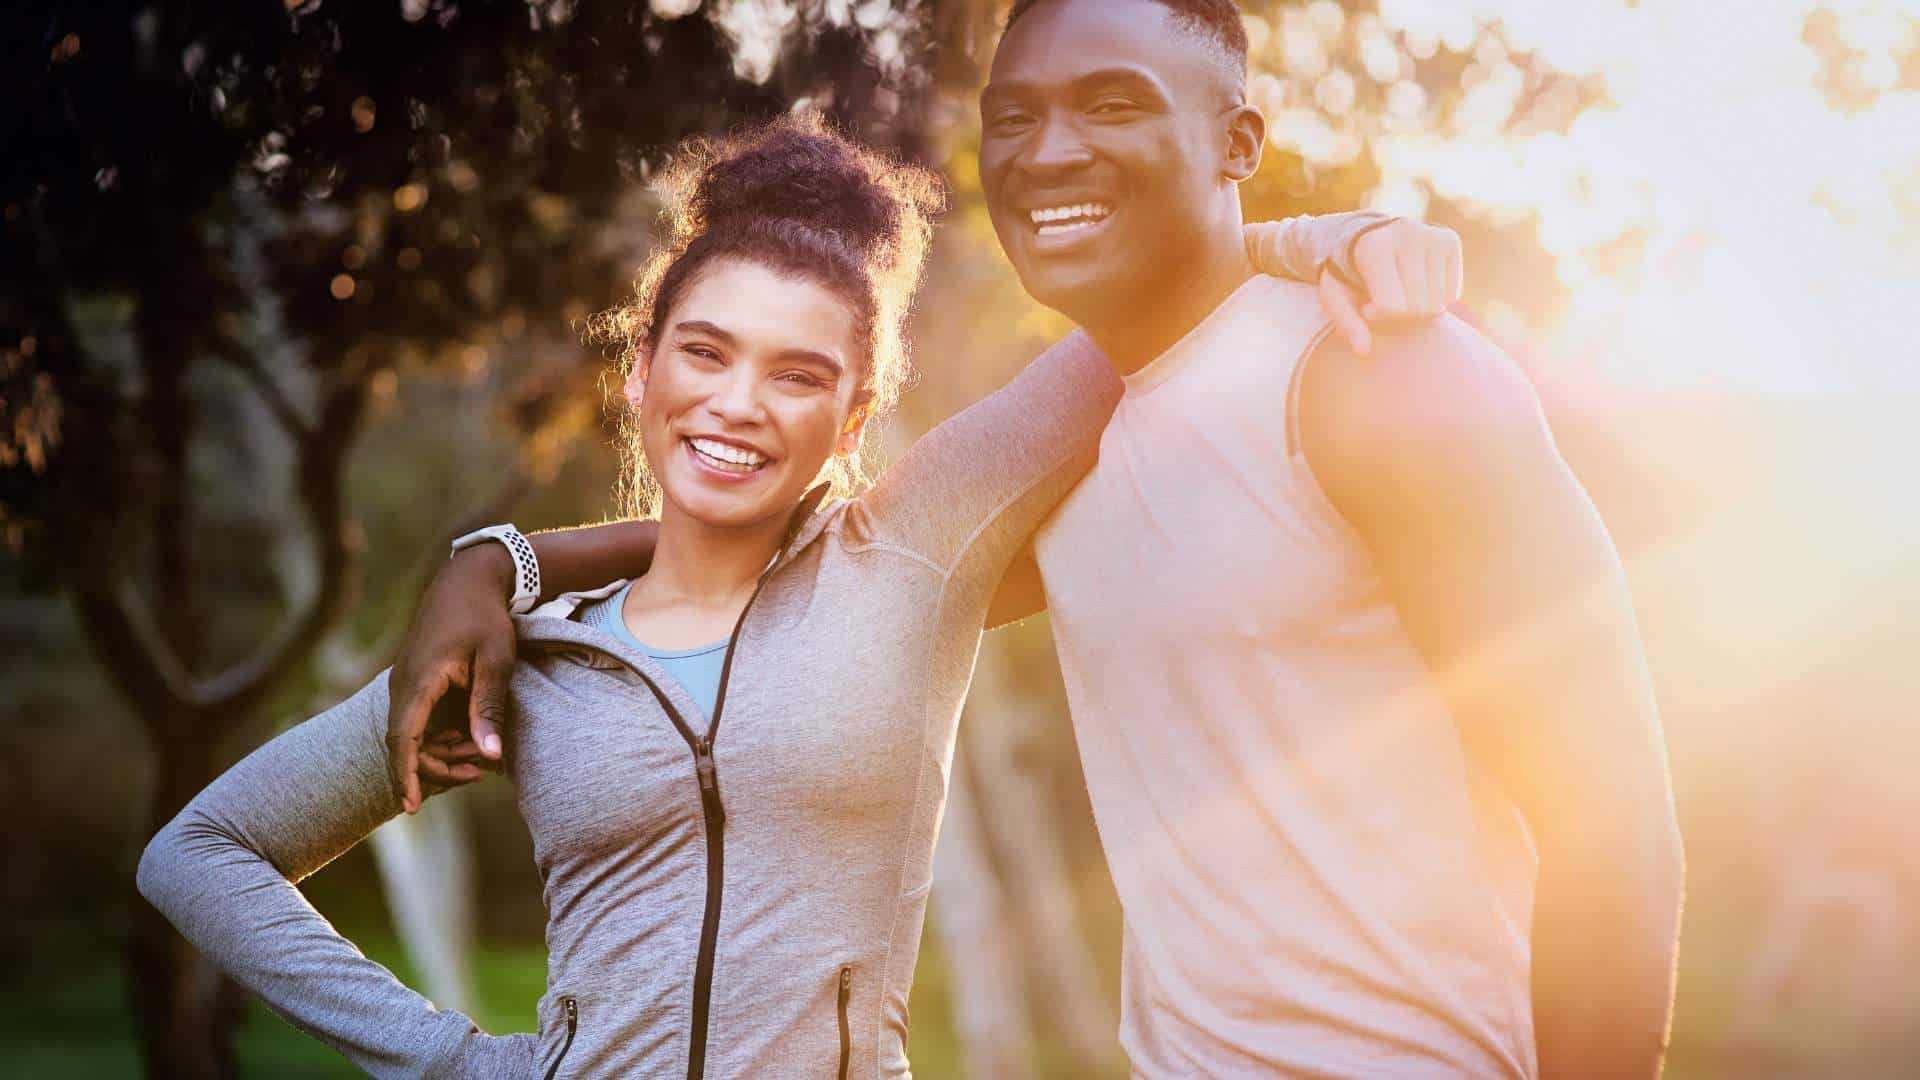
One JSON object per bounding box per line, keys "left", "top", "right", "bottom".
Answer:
{"left": 1298, "top": 313, "right": 1557, "bottom": 524}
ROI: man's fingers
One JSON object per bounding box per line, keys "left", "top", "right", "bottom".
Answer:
{"left": 426, "top": 732, "right": 505, "bottom": 772}
{"left": 1320, "top": 271, "right": 1371, "bottom": 358}
{"left": 417, "top": 752, "right": 488, "bottom": 788}
{"left": 468, "top": 641, "right": 515, "bottom": 760}
{"left": 385, "top": 670, "right": 448, "bottom": 815}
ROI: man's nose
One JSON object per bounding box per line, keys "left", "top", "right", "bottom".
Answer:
{"left": 1023, "top": 113, "right": 1094, "bottom": 176}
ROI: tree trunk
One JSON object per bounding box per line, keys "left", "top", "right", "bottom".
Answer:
{"left": 931, "top": 746, "right": 1036, "bottom": 1079}
{"left": 964, "top": 634, "right": 1123, "bottom": 1072}
{"left": 369, "top": 795, "right": 476, "bottom": 1015}
{"left": 125, "top": 728, "right": 243, "bottom": 1080}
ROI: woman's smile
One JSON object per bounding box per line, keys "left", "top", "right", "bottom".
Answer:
{"left": 683, "top": 434, "right": 772, "bottom": 479}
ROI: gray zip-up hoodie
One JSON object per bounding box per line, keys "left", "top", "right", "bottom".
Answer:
{"left": 135, "top": 217, "right": 1381, "bottom": 1079}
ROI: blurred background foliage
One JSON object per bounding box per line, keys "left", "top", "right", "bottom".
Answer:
{"left": 4, "top": 0, "right": 1919, "bottom": 1076}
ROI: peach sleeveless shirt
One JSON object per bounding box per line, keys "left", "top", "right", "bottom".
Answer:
{"left": 1036, "top": 276, "right": 1539, "bottom": 1078}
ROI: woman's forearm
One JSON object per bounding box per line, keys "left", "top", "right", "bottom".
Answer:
{"left": 137, "top": 674, "right": 529, "bottom": 1078}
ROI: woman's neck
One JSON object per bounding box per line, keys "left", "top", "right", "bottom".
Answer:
{"left": 629, "top": 501, "right": 788, "bottom": 617}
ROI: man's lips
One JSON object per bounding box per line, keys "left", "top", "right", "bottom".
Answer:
{"left": 1018, "top": 198, "right": 1116, "bottom": 235}
{"left": 1018, "top": 201, "right": 1117, "bottom": 254}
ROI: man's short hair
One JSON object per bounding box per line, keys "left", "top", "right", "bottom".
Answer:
{"left": 1005, "top": 0, "right": 1249, "bottom": 84}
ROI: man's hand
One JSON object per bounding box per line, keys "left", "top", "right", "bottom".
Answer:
{"left": 387, "top": 545, "right": 519, "bottom": 815}
{"left": 416, "top": 728, "right": 497, "bottom": 800}
{"left": 1320, "top": 218, "right": 1462, "bottom": 358}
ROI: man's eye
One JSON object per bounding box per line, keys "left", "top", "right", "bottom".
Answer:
{"left": 988, "top": 111, "right": 1035, "bottom": 134}
{"left": 1089, "top": 99, "right": 1140, "bottom": 117}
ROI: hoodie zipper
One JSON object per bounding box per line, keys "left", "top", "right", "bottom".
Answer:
{"left": 837, "top": 966, "right": 852, "bottom": 1080}
{"left": 543, "top": 995, "right": 577, "bottom": 1080}
{"left": 534, "top": 487, "right": 824, "bottom": 1080}
{"left": 542, "top": 565, "right": 776, "bottom": 1080}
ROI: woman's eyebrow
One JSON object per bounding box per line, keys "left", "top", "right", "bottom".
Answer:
{"left": 777, "top": 349, "right": 844, "bottom": 377}
{"left": 670, "top": 319, "right": 736, "bottom": 344}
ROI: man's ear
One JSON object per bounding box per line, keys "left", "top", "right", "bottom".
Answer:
{"left": 1223, "top": 103, "right": 1266, "bottom": 183}
{"left": 836, "top": 399, "right": 872, "bottom": 458}
{"left": 623, "top": 350, "right": 651, "bottom": 411}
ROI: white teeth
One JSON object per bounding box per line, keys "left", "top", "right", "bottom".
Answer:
{"left": 689, "top": 437, "right": 767, "bottom": 470}
{"left": 1028, "top": 203, "right": 1113, "bottom": 225}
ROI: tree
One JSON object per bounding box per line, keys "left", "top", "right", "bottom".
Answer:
{"left": 2, "top": 2, "right": 926, "bottom": 1073}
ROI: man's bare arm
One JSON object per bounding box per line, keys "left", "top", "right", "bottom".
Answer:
{"left": 386, "top": 521, "right": 658, "bottom": 812}
{"left": 1300, "top": 319, "right": 1683, "bottom": 1077}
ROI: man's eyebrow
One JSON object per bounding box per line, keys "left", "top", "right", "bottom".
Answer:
{"left": 982, "top": 67, "right": 1173, "bottom": 108}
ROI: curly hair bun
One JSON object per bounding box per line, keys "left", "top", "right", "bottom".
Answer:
{"left": 683, "top": 114, "right": 944, "bottom": 261}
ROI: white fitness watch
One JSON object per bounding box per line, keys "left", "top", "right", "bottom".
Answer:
{"left": 449, "top": 524, "right": 541, "bottom": 615}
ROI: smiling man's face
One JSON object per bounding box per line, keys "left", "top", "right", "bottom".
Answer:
{"left": 979, "top": 0, "right": 1247, "bottom": 328}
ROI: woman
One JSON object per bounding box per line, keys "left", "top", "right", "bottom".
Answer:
{"left": 138, "top": 116, "right": 1431, "bottom": 1078}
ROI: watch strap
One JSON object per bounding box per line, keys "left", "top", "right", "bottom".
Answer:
{"left": 449, "top": 524, "right": 541, "bottom": 615}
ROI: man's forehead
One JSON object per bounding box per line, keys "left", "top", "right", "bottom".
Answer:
{"left": 987, "top": 0, "right": 1224, "bottom": 95}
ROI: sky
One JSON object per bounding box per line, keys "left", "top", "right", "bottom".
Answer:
{"left": 1294, "top": 0, "right": 1920, "bottom": 394}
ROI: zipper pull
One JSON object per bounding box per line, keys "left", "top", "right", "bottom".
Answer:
{"left": 563, "top": 995, "right": 577, "bottom": 1030}
{"left": 694, "top": 736, "right": 725, "bottom": 827}
{"left": 839, "top": 965, "right": 851, "bottom": 1005}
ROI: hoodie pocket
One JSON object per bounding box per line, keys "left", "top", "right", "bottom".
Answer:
{"left": 836, "top": 966, "right": 852, "bottom": 1080}
{"left": 543, "top": 995, "right": 578, "bottom": 1080}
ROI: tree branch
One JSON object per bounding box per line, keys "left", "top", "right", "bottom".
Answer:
{"left": 195, "top": 372, "right": 369, "bottom": 714}
{"left": 217, "top": 346, "right": 312, "bottom": 443}
{"left": 72, "top": 582, "right": 194, "bottom": 734}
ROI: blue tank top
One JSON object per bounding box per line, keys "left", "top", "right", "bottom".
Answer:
{"left": 575, "top": 581, "right": 727, "bottom": 721}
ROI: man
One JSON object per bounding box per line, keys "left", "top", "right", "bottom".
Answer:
{"left": 392, "top": 1, "right": 1682, "bottom": 1075}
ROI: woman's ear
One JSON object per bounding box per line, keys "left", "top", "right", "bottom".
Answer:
{"left": 623, "top": 351, "right": 651, "bottom": 411}
{"left": 836, "top": 400, "right": 872, "bottom": 458}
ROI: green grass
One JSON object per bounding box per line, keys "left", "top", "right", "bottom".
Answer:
{"left": 0, "top": 921, "right": 973, "bottom": 1078}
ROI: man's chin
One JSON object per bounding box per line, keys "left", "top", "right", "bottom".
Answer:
{"left": 1018, "top": 268, "right": 1133, "bottom": 329}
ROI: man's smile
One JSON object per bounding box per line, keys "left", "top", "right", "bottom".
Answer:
{"left": 1018, "top": 199, "right": 1119, "bottom": 254}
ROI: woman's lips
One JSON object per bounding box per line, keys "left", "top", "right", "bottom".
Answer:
{"left": 683, "top": 436, "right": 769, "bottom": 482}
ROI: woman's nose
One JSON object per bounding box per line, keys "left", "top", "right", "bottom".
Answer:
{"left": 706, "top": 367, "right": 764, "bottom": 424}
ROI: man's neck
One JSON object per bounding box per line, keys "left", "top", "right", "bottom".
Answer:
{"left": 1083, "top": 231, "right": 1255, "bottom": 377}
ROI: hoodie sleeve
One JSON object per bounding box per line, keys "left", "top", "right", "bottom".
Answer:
{"left": 846, "top": 330, "right": 1123, "bottom": 593}
{"left": 135, "top": 671, "right": 534, "bottom": 1079}
{"left": 1244, "top": 211, "right": 1396, "bottom": 286}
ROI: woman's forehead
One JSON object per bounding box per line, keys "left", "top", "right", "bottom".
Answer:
{"left": 667, "top": 260, "right": 862, "bottom": 361}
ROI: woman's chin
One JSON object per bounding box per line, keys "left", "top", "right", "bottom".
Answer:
{"left": 660, "top": 475, "right": 791, "bottom": 532}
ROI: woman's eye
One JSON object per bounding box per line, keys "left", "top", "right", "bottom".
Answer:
{"left": 777, "top": 371, "right": 827, "bottom": 388}
{"left": 684, "top": 344, "right": 722, "bottom": 363}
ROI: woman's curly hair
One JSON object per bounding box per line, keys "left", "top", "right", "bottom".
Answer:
{"left": 589, "top": 113, "right": 947, "bottom": 519}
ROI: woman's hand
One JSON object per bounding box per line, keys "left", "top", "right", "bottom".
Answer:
{"left": 387, "top": 546, "right": 519, "bottom": 814}
{"left": 1320, "top": 218, "right": 1463, "bottom": 358}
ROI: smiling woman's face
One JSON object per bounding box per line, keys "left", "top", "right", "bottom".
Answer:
{"left": 631, "top": 258, "right": 868, "bottom": 531}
